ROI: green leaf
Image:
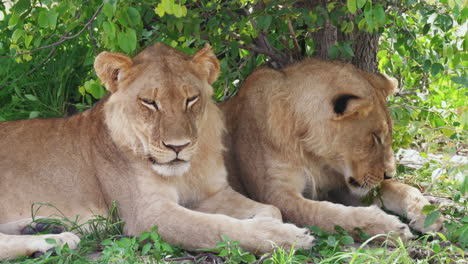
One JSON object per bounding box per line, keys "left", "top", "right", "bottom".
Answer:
{"left": 461, "top": 175, "right": 468, "bottom": 195}
{"left": 29, "top": 111, "right": 40, "bottom": 119}
{"left": 101, "top": 239, "right": 113, "bottom": 246}
{"left": 25, "top": 94, "right": 38, "bottom": 101}
{"left": 364, "top": 9, "right": 375, "bottom": 30}
{"left": 117, "top": 29, "right": 137, "bottom": 54}
{"left": 13, "top": 0, "right": 30, "bottom": 14}
{"left": 257, "top": 15, "right": 273, "bottom": 31}
{"left": 173, "top": 4, "right": 183, "bottom": 18}
{"left": 341, "top": 235, "right": 354, "bottom": 245}
{"left": 424, "top": 210, "right": 441, "bottom": 228}
{"left": 116, "top": 8, "right": 131, "bottom": 27}
{"left": 374, "top": 4, "right": 385, "bottom": 25}
{"left": 103, "top": 2, "right": 115, "bottom": 19}
{"left": 341, "top": 45, "right": 355, "bottom": 59}
{"left": 347, "top": 0, "right": 357, "bottom": 14}
{"left": 127, "top": 7, "right": 141, "bottom": 25}
{"left": 432, "top": 242, "right": 441, "bottom": 253}
{"left": 423, "top": 59, "right": 431, "bottom": 71}
{"left": 328, "top": 45, "right": 339, "bottom": 59}
{"left": 460, "top": 227, "right": 468, "bottom": 247}
{"left": 162, "top": 0, "right": 174, "bottom": 15}
{"left": 181, "top": 6, "right": 187, "bottom": 17}
{"left": 241, "top": 254, "right": 256, "bottom": 263}
{"left": 141, "top": 243, "right": 152, "bottom": 255}
{"left": 48, "top": 10, "right": 58, "bottom": 29}
{"left": 162, "top": 242, "right": 173, "bottom": 252}
{"left": 422, "top": 204, "right": 436, "bottom": 214}
{"left": 139, "top": 232, "right": 150, "bottom": 242}
{"left": 155, "top": 4, "right": 165, "bottom": 17}
{"left": 218, "top": 249, "right": 228, "bottom": 257}
{"left": 89, "top": 83, "right": 106, "bottom": 99}
{"left": 78, "top": 85, "right": 86, "bottom": 96}
{"left": 24, "top": 35, "right": 33, "bottom": 48}
{"left": 150, "top": 231, "right": 160, "bottom": 242}
{"left": 357, "top": 0, "right": 367, "bottom": 9}
{"left": 422, "top": 23, "right": 430, "bottom": 34}
{"left": 103, "top": 22, "right": 115, "bottom": 39}
{"left": 327, "top": 236, "right": 338, "bottom": 246}
{"left": 8, "top": 12, "right": 20, "bottom": 29}
{"left": 431, "top": 63, "right": 443, "bottom": 76}
{"left": 451, "top": 76, "right": 468, "bottom": 87}
{"left": 38, "top": 11, "right": 49, "bottom": 28}
{"left": 11, "top": 29, "right": 25, "bottom": 43}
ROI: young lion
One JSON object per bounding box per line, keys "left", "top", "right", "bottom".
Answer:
{"left": 223, "top": 59, "right": 444, "bottom": 239}
{"left": 0, "top": 43, "right": 314, "bottom": 260}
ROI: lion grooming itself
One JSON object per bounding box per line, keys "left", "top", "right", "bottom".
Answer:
{"left": 223, "top": 59, "right": 444, "bottom": 239}
{"left": 0, "top": 43, "right": 314, "bottom": 260}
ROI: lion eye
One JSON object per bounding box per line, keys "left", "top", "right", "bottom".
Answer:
{"left": 141, "top": 98, "right": 159, "bottom": 110}
{"left": 186, "top": 95, "right": 199, "bottom": 108}
{"left": 372, "top": 133, "right": 382, "bottom": 145}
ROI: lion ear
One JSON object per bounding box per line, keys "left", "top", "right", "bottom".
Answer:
{"left": 94, "top": 52, "right": 133, "bottom": 93}
{"left": 331, "top": 94, "right": 373, "bottom": 121}
{"left": 192, "top": 44, "right": 220, "bottom": 84}
{"left": 361, "top": 72, "right": 398, "bottom": 98}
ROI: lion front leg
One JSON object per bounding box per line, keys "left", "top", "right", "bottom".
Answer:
{"left": 193, "top": 186, "right": 282, "bottom": 220}
{"left": 126, "top": 200, "right": 313, "bottom": 254}
{"left": 261, "top": 177, "right": 413, "bottom": 241}
{"left": 376, "top": 179, "right": 445, "bottom": 233}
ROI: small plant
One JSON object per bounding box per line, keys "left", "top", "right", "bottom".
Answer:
{"left": 99, "top": 226, "right": 182, "bottom": 263}
{"left": 206, "top": 234, "right": 257, "bottom": 264}
{"left": 265, "top": 244, "right": 310, "bottom": 264}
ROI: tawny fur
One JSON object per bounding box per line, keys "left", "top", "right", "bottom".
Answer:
{"left": 223, "top": 59, "right": 444, "bottom": 240}
{"left": 0, "top": 44, "right": 314, "bottom": 260}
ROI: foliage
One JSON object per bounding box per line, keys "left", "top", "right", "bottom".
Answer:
{"left": 0, "top": 0, "right": 466, "bottom": 263}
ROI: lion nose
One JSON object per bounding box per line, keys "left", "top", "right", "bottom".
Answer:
{"left": 163, "top": 141, "right": 190, "bottom": 154}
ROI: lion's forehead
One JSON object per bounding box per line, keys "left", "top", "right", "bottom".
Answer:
{"left": 130, "top": 64, "right": 202, "bottom": 94}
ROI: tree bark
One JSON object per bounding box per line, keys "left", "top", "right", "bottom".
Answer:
{"left": 350, "top": 32, "right": 379, "bottom": 73}
{"left": 296, "top": 0, "right": 380, "bottom": 73}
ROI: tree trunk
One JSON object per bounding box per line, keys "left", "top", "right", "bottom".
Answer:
{"left": 350, "top": 32, "right": 379, "bottom": 73}
{"left": 296, "top": 0, "right": 380, "bottom": 73}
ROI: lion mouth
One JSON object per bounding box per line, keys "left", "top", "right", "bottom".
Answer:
{"left": 148, "top": 156, "right": 191, "bottom": 177}
{"left": 148, "top": 156, "right": 187, "bottom": 165}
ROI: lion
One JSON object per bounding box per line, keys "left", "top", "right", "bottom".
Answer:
{"left": 0, "top": 43, "right": 314, "bottom": 261}
{"left": 222, "top": 59, "right": 444, "bottom": 240}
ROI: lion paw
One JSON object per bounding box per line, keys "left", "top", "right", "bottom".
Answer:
{"left": 29, "top": 232, "right": 80, "bottom": 255}
{"left": 244, "top": 218, "right": 314, "bottom": 253}
{"left": 352, "top": 206, "right": 413, "bottom": 241}
{"left": 409, "top": 214, "right": 445, "bottom": 234}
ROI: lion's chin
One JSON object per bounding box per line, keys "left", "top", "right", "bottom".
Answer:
{"left": 151, "top": 162, "right": 191, "bottom": 177}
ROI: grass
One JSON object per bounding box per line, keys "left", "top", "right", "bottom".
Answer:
{"left": 0, "top": 46, "right": 92, "bottom": 121}
{"left": 4, "top": 169, "right": 467, "bottom": 264}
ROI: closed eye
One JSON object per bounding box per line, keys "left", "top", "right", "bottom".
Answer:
{"left": 141, "top": 98, "right": 159, "bottom": 110}
{"left": 372, "top": 133, "right": 382, "bottom": 145}
{"left": 186, "top": 95, "right": 199, "bottom": 108}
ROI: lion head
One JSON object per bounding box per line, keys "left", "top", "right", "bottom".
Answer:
{"left": 94, "top": 43, "right": 220, "bottom": 177}
{"left": 266, "top": 60, "right": 398, "bottom": 197}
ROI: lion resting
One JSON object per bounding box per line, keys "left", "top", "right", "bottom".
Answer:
{"left": 0, "top": 43, "right": 314, "bottom": 260}
{"left": 223, "top": 59, "right": 444, "bottom": 239}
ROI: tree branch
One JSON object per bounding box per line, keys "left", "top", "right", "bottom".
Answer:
{"left": 0, "top": 3, "right": 103, "bottom": 58}
{"left": 287, "top": 18, "right": 301, "bottom": 59}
